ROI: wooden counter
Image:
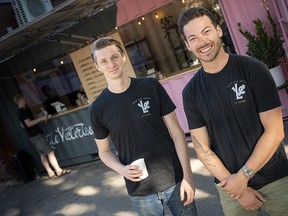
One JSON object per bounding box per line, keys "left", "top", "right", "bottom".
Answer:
{"left": 160, "top": 65, "right": 201, "bottom": 82}
{"left": 47, "top": 104, "right": 90, "bottom": 119}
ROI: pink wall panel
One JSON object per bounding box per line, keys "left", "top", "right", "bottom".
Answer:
{"left": 161, "top": 71, "right": 197, "bottom": 133}
{"left": 270, "top": 0, "right": 288, "bottom": 60}
{"left": 219, "top": 0, "right": 267, "bottom": 56}
{"left": 219, "top": 0, "right": 288, "bottom": 62}
{"left": 278, "top": 89, "right": 288, "bottom": 118}
{"left": 117, "top": 0, "right": 142, "bottom": 25}
{"left": 140, "top": 0, "right": 157, "bottom": 12}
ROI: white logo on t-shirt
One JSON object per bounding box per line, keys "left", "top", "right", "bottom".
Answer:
{"left": 232, "top": 83, "right": 246, "bottom": 100}
{"left": 137, "top": 100, "right": 150, "bottom": 113}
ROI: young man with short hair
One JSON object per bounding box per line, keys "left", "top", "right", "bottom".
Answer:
{"left": 178, "top": 6, "right": 288, "bottom": 215}
{"left": 89, "top": 37, "right": 197, "bottom": 216}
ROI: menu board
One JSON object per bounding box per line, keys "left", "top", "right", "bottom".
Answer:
{"left": 70, "top": 45, "right": 106, "bottom": 103}
{"left": 70, "top": 32, "right": 136, "bottom": 103}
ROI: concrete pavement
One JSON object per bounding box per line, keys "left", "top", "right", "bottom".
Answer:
{"left": 1, "top": 121, "right": 288, "bottom": 216}
{"left": 0, "top": 141, "right": 223, "bottom": 216}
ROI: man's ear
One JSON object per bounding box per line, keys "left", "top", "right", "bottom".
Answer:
{"left": 216, "top": 25, "right": 223, "bottom": 38}
{"left": 94, "top": 63, "right": 100, "bottom": 71}
{"left": 184, "top": 40, "right": 191, "bottom": 51}
{"left": 122, "top": 54, "right": 126, "bottom": 63}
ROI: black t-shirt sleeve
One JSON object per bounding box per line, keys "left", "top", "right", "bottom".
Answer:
{"left": 89, "top": 105, "right": 109, "bottom": 140}
{"left": 19, "top": 108, "right": 32, "bottom": 125}
{"left": 182, "top": 77, "right": 206, "bottom": 130}
{"left": 22, "top": 108, "right": 31, "bottom": 121}
{"left": 19, "top": 107, "right": 43, "bottom": 137}
{"left": 243, "top": 57, "right": 282, "bottom": 112}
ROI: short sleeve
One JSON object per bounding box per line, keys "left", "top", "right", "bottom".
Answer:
{"left": 182, "top": 80, "right": 206, "bottom": 129}
{"left": 23, "top": 108, "right": 31, "bottom": 120}
{"left": 89, "top": 105, "right": 109, "bottom": 139}
{"left": 244, "top": 58, "right": 281, "bottom": 112}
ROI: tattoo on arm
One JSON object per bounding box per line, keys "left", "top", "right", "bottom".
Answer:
{"left": 192, "top": 136, "right": 215, "bottom": 167}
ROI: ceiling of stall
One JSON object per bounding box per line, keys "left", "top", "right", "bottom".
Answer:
{"left": 0, "top": 0, "right": 117, "bottom": 75}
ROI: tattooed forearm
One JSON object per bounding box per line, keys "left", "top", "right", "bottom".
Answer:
{"left": 202, "top": 151, "right": 216, "bottom": 167}
{"left": 192, "top": 136, "right": 215, "bottom": 167}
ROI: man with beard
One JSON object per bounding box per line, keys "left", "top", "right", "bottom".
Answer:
{"left": 178, "top": 6, "right": 288, "bottom": 216}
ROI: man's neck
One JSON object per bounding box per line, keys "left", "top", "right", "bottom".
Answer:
{"left": 107, "top": 76, "right": 131, "bottom": 94}
{"left": 18, "top": 103, "right": 25, "bottom": 108}
{"left": 202, "top": 49, "right": 229, "bottom": 74}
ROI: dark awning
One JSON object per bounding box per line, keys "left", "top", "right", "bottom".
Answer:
{"left": 0, "top": 0, "right": 117, "bottom": 75}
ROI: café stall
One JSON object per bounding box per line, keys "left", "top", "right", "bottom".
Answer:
{"left": 39, "top": 105, "right": 97, "bottom": 167}
{"left": 0, "top": 0, "right": 255, "bottom": 169}
{"left": 1, "top": 0, "right": 287, "bottom": 171}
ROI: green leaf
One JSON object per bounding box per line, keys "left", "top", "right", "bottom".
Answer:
{"left": 238, "top": 11, "right": 285, "bottom": 68}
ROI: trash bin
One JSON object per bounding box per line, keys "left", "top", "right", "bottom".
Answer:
{"left": 12, "top": 150, "right": 36, "bottom": 183}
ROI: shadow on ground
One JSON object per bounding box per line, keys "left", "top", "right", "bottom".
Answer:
{"left": 0, "top": 120, "right": 287, "bottom": 216}
{"left": 0, "top": 146, "right": 223, "bottom": 216}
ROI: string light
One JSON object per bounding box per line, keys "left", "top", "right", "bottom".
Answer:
{"left": 141, "top": 16, "right": 145, "bottom": 21}
{"left": 60, "top": 60, "right": 64, "bottom": 65}
{"left": 155, "top": 13, "right": 159, "bottom": 19}
{"left": 137, "top": 20, "right": 141, "bottom": 25}
{"left": 115, "top": 26, "right": 118, "bottom": 30}
{"left": 33, "top": 68, "right": 36, "bottom": 72}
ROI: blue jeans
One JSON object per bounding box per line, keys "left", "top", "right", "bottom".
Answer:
{"left": 129, "top": 182, "right": 197, "bottom": 216}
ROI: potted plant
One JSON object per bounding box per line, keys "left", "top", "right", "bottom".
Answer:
{"left": 238, "top": 11, "right": 286, "bottom": 86}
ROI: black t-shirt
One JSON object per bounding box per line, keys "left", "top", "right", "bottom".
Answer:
{"left": 43, "top": 96, "right": 61, "bottom": 114}
{"left": 18, "top": 107, "right": 42, "bottom": 137}
{"left": 183, "top": 54, "right": 288, "bottom": 189}
{"left": 90, "top": 77, "right": 183, "bottom": 196}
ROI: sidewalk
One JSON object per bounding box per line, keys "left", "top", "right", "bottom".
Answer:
{"left": 1, "top": 121, "right": 287, "bottom": 216}
{"left": 0, "top": 141, "right": 223, "bottom": 216}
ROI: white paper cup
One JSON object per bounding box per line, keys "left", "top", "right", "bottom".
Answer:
{"left": 130, "top": 158, "right": 149, "bottom": 180}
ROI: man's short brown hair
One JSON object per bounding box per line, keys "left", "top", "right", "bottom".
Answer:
{"left": 177, "top": 6, "right": 218, "bottom": 41}
{"left": 13, "top": 93, "right": 24, "bottom": 104}
{"left": 91, "top": 37, "right": 125, "bottom": 63}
